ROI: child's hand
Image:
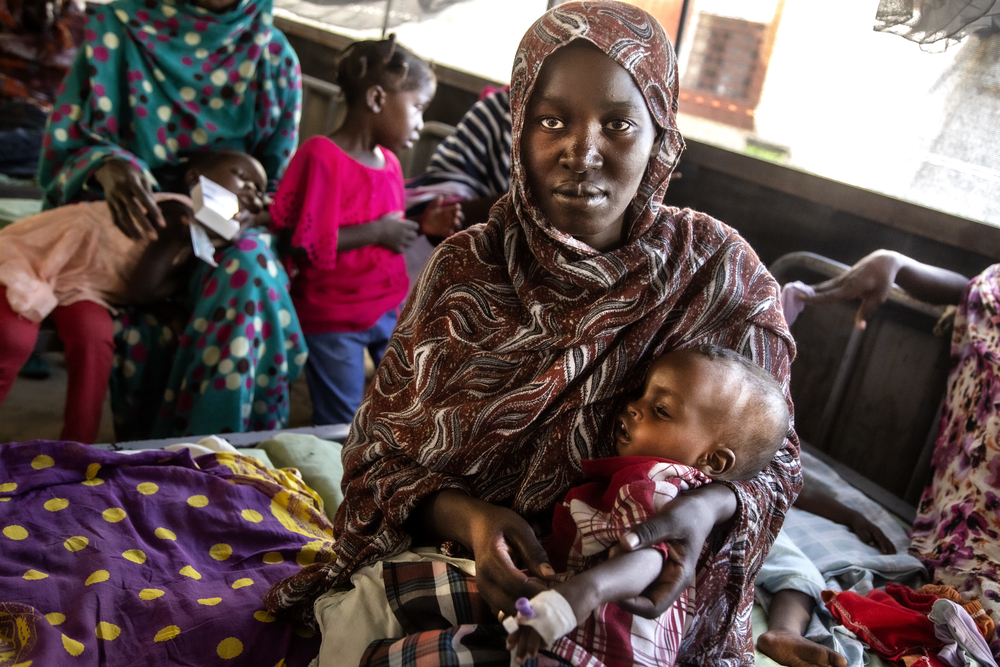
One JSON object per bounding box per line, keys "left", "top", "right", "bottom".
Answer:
{"left": 848, "top": 513, "right": 896, "bottom": 554}
{"left": 376, "top": 211, "right": 419, "bottom": 253}
{"left": 419, "top": 196, "right": 464, "bottom": 238}
{"left": 506, "top": 626, "right": 545, "bottom": 665}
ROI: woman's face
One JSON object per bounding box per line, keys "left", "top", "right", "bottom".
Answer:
{"left": 522, "top": 41, "right": 658, "bottom": 252}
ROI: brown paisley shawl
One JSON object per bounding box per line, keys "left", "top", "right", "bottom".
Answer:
{"left": 265, "top": 2, "right": 801, "bottom": 663}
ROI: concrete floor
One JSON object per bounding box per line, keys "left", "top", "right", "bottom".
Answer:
{"left": 0, "top": 351, "right": 315, "bottom": 445}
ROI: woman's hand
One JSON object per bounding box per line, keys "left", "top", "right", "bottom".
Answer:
{"left": 615, "top": 484, "right": 737, "bottom": 618}
{"left": 375, "top": 211, "right": 419, "bottom": 253}
{"left": 411, "top": 490, "right": 556, "bottom": 616}
{"left": 93, "top": 159, "right": 165, "bottom": 241}
{"left": 803, "top": 250, "right": 903, "bottom": 330}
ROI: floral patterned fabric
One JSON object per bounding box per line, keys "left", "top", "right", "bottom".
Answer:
{"left": 910, "top": 263, "right": 1000, "bottom": 656}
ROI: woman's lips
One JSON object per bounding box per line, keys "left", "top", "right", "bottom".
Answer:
{"left": 552, "top": 182, "right": 606, "bottom": 206}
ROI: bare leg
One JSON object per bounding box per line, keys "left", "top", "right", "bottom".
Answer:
{"left": 757, "top": 590, "right": 847, "bottom": 667}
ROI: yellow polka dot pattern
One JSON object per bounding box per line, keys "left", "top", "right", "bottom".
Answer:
{"left": 187, "top": 495, "right": 209, "bottom": 508}
{"left": 85, "top": 463, "right": 101, "bottom": 479}
{"left": 23, "top": 569, "right": 47, "bottom": 580}
{"left": 155, "top": 527, "right": 177, "bottom": 540}
{"left": 0, "top": 482, "right": 17, "bottom": 492}
{"left": 122, "top": 549, "right": 146, "bottom": 564}
{"left": 139, "top": 589, "right": 164, "bottom": 601}
{"left": 154, "top": 625, "right": 180, "bottom": 642}
{"left": 231, "top": 578, "right": 253, "bottom": 589}
{"left": 217, "top": 637, "right": 243, "bottom": 659}
{"left": 85, "top": 570, "right": 109, "bottom": 586}
{"left": 209, "top": 542, "right": 233, "bottom": 560}
{"left": 179, "top": 566, "right": 201, "bottom": 580}
{"left": 102, "top": 508, "right": 126, "bottom": 523}
{"left": 262, "top": 552, "right": 283, "bottom": 564}
{"left": 241, "top": 509, "right": 263, "bottom": 523}
{"left": 64, "top": 536, "right": 89, "bottom": 552}
{"left": 3, "top": 525, "right": 28, "bottom": 540}
{"left": 96, "top": 622, "right": 121, "bottom": 640}
{"left": 46, "top": 612, "right": 66, "bottom": 625}
{"left": 44, "top": 498, "right": 69, "bottom": 511}
{"left": 253, "top": 610, "right": 275, "bottom": 623}
{"left": 137, "top": 482, "right": 159, "bottom": 495}
{"left": 31, "top": 454, "right": 55, "bottom": 469}
{"left": 62, "top": 633, "right": 84, "bottom": 656}
{"left": 81, "top": 478, "right": 104, "bottom": 486}
{"left": 198, "top": 598, "right": 222, "bottom": 606}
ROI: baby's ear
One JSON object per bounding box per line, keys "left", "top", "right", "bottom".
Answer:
{"left": 183, "top": 168, "right": 200, "bottom": 188}
{"left": 698, "top": 446, "right": 735, "bottom": 478}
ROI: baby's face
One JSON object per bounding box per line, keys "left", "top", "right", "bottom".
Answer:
{"left": 613, "top": 350, "right": 745, "bottom": 468}
{"left": 198, "top": 154, "right": 267, "bottom": 215}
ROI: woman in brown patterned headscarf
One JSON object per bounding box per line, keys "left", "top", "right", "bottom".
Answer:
{"left": 267, "top": 2, "right": 800, "bottom": 662}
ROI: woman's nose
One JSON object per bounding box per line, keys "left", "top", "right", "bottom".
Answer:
{"left": 560, "top": 125, "right": 603, "bottom": 173}
{"left": 627, "top": 402, "right": 640, "bottom": 419}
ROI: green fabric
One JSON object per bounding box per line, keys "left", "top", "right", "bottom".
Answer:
{"left": 0, "top": 199, "right": 42, "bottom": 227}
{"left": 39, "top": 0, "right": 300, "bottom": 207}
{"left": 258, "top": 434, "right": 343, "bottom": 520}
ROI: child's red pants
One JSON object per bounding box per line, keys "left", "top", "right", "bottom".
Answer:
{"left": 0, "top": 286, "right": 114, "bottom": 444}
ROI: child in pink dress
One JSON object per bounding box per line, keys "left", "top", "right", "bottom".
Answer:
{"left": 0, "top": 149, "right": 267, "bottom": 443}
{"left": 270, "top": 35, "right": 460, "bottom": 426}
{"left": 506, "top": 344, "right": 791, "bottom": 667}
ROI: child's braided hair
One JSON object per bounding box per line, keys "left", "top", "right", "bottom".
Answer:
{"left": 335, "top": 34, "right": 433, "bottom": 106}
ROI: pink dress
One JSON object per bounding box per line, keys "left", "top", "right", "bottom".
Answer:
{"left": 269, "top": 136, "right": 409, "bottom": 335}
{"left": 0, "top": 193, "right": 192, "bottom": 322}
{"left": 544, "top": 456, "right": 711, "bottom": 667}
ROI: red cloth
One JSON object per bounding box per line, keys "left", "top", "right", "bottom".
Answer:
{"left": 270, "top": 136, "right": 409, "bottom": 334}
{"left": 0, "top": 286, "right": 113, "bottom": 443}
{"left": 823, "top": 584, "right": 947, "bottom": 666}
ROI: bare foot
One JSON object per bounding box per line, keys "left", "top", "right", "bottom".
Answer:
{"left": 757, "top": 629, "right": 848, "bottom": 667}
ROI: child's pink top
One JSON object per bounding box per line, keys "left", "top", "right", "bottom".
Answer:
{"left": 0, "top": 193, "right": 192, "bottom": 323}
{"left": 270, "top": 136, "right": 409, "bottom": 335}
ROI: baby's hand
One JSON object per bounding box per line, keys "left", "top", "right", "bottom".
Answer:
{"left": 419, "top": 196, "right": 464, "bottom": 238}
{"left": 506, "top": 626, "right": 545, "bottom": 665}
{"left": 376, "top": 212, "right": 419, "bottom": 253}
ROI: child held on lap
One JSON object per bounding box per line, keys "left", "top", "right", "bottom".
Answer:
{"left": 507, "top": 344, "right": 791, "bottom": 666}
{"left": 0, "top": 149, "right": 267, "bottom": 444}
{"left": 269, "top": 35, "right": 461, "bottom": 427}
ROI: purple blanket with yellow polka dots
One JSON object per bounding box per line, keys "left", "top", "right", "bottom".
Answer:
{"left": 0, "top": 440, "right": 336, "bottom": 665}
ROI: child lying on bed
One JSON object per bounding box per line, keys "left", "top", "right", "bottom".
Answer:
{"left": 755, "top": 480, "right": 896, "bottom": 667}
{"left": 0, "top": 148, "right": 266, "bottom": 444}
{"left": 505, "top": 343, "right": 791, "bottom": 666}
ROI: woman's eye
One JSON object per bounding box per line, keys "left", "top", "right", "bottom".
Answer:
{"left": 539, "top": 117, "right": 564, "bottom": 130}
{"left": 655, "top": 406, "right": 670, "bottom": 418}
{"left": 607, "top": 119, "right": 633, "bottom": 131}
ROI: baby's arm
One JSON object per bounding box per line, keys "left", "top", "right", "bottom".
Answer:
{"left": 794, "top": 484, "right": 895, "bottom": 554}
{"left": 123, "top": 200, "right": 196, "bottom": 305}
{"left": 507, "top": 547, "right": 664, "bottom": 664}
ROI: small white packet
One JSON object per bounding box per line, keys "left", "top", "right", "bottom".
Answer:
{"left": 190, "top": 175, "right": 240, "bottom": 240}
{"left": 189, "top": 222, "right": 218, "bottom": 267}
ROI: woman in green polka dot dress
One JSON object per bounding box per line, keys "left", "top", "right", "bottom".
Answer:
{"left": 38, "top": 0, "right": 307, "bottom": 439}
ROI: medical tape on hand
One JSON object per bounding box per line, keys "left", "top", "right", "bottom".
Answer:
{"left": 501, "top": 590, "right": 577, "bottom": 648}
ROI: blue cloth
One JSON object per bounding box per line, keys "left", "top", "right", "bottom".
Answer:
{"left": 304, "top": 309, "right": 398, "bottom": 426}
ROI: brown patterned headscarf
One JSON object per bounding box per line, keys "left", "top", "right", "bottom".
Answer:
{"left": 267, "top": 4, "right": 799, "bottom": 660}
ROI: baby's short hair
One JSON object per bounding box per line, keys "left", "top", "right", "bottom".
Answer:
{"left": 336, "top": 34, "right": 433, "bottom": 106}
{"left": 690, "top": 343, "right": 791, "bottom": 481}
